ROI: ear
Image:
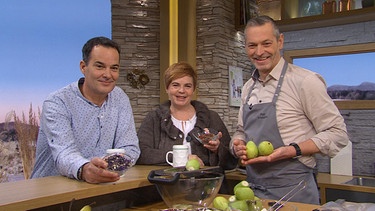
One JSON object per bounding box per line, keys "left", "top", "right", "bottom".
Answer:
{"left": 79, "top": 60, "right": 86, "bottom": 75}
{"left": 278, "top": 33, "right": 284, "bottom": 50}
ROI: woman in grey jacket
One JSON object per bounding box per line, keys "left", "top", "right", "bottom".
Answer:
{"left": 136, "top": 62, "right": 237, "bottom": 170}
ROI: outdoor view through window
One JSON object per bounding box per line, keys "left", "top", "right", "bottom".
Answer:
{"left": 294, "top": 52, "right": 375, "bottom": 101}
{"left": 0, "top": 0, "right": 111, "bottom": 182}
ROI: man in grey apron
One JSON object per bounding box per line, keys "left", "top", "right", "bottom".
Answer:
{"left": 242, "top": 62, "right": 319, "bottom": 204}
{"left": 231, "top": 16, "right": 349, "bottom": 205}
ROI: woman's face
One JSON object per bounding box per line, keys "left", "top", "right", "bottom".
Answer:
{"left": 166, "top": 75, "right": 195, "bottom": 108}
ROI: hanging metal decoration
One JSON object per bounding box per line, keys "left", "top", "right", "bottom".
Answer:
{"left": 126, "top": 69, "right": 150, "bottom": 89}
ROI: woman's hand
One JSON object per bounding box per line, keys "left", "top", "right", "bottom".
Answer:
{"left": 203, "top": 131, "right": 222, "bottom": 153}
{"left": 81, "top": 157, "right": 120, "bottom": 184}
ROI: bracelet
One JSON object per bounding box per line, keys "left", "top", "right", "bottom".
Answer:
{"left": 289, "top": 143, "right": 302, "bottom": 159}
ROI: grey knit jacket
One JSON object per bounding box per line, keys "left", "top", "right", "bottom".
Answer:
{"left": 136, "top": 100, "right": 237, "bottom": 170}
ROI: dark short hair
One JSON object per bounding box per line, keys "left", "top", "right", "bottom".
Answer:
{"left": 82, "top": 36, "right": 121, "bottom": 63}
{"left": 164, "top": 62, "right": 197, "bottom": 90}
{"left": 244, "top": 15, "right": 281, "bottom": 40}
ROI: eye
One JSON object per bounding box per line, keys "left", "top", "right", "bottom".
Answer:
{"left": 94, "top": 63, "right": 105, "bottom": 70}
{"left": 263, "top": 41, "right": 272, "bottom": 47}
{"left": 247, "top": 44, "right": 256, "bottom": 49}
{"left": 185, "top": 84, "right": 193, "bottom": 88}
{"left": 111, "top": 66, "right": 119, "bottom": 72}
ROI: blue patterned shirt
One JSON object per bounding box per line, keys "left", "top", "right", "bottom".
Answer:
{"left": 31, "top": 78, "right": 140, "bottom": 179}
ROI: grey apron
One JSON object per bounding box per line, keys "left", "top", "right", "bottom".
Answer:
{"left": 243, "top": 62, "right": 320, "bottom": 204}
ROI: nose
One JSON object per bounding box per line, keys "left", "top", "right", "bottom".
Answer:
{"left": 102, "top": 67, "right": 112, "bottom": 78}
{"left": 255, "top": 45, "right": 264, "bottom": 55}
{"left": 178, "top": 86, "right": 185, "bottom": 93}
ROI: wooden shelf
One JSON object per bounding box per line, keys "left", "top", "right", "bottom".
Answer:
{"left": 277, "top": 6, "right": 375, "bottom": 32}
{"left": 235, "top": 0, "right": 375, "bottom": 32}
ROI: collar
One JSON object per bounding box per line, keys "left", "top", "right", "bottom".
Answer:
{"left": 75, "top": 77, "right": 108, "bottom": 107}
{"left": 251, "top": 58, "right": 286, "bottom": 83}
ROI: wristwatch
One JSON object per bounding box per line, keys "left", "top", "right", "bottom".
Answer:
{"left": 77, "top": 164, "right": 85, "bottom": 181}
{"left": 289, "top": 143, "right": 302, "bottom": 159}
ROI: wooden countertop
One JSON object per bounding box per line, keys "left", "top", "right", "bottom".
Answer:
{"left": 2, "top": 165, "right": 372, "bottom": 210}
{"left": 0, "top": 165, "right": 158, "bottom": 210}
{"left": 226, "top": 169, "right": 375, "bottom": 193}
{"left": 226, "top": 168, "right": 375, "bottom": 204}
{"left": 317, "top": 173, "right": 375, "bottom": 193}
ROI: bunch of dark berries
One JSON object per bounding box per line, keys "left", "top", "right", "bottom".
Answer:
{"left": 104, "top": 154, "right": 132, "bottom": 172}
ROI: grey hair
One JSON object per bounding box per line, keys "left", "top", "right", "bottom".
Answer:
{"left": 244, "top": 15, "right": 281, "bottom": 40}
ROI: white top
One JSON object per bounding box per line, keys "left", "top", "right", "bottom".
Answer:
{"left": 171, "top": 114, "right": 197, "bottom": 154}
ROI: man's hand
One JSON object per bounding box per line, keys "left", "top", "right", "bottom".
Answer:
{"left": 233, "top": 139, "right": 296, "bottom": 165}
{"left": 241, "top": 145, "right": 293, "bottom": 165}
{"left": 81, "top": 157, "right": 120, "bottom": 184}
{"left": 232, "top": 139, "right": 247, "bottom": 159}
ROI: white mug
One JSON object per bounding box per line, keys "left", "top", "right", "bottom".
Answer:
{"left": 165, "top": 145, "right": 189, "bottom": 167}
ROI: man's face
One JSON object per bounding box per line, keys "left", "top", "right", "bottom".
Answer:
{"left": 245, "top": 22, "right": 283, "bottom": 73}
{"left": 80, "top": 45, "right": 120, "bottom": 102}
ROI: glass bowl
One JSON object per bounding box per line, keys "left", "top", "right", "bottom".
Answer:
{"left": 160, "top": 208, "right": 221, "bottom": 211}
{"left": 103, "top": 149, "right": 134, "bottom": 177}
{"left": 191, "top": 128, "right": 219, "bottom": 144}
{"left": 148, "top": 170, "right": 224, "bottom": 209}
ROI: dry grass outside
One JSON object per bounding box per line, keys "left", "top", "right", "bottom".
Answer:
{"left": 12, "top": 104, "right": 40, "bottom": 180}
{"left": 0, "top": 141, "right": 23, "bottom": 182}
{"left": 0, "top": 142, "right": 9, "bottom": 183}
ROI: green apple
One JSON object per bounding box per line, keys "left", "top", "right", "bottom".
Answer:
{"left": 213, "top": 196, "right": 229, "bottom": 210}
{"left": 246, "top": 141, "right": 258, "bottom": 159}
{"left": 258, "top": 141, "right": 274, "bottom": 156}
{"left": 228, "top": 195, "right": 237, "bottom": 202}
{"left": 248, "top": 196, "right": 263, "bottom": 211}
{"left": 229, "top": 200, "right": 248, "bottom": 211}
{"left": 235, "top": 186, "right": 254, "bottom": 201}
{"left": 80, "top": 205, "right": 91, "bottom": 211}
{"left": 185, "top": 158, "right": 200, "bottom": 171}
{"left": 233, "top": 180, "right": 249, "bottom": 193}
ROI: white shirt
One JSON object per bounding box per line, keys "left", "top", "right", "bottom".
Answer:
{"left": 171, "top": 114, "right": 197, "bottom": 154}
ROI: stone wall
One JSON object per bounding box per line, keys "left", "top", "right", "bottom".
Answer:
{"left": 111, "top": 0, "right": 375, "bottom": 176}
{"left": 195, "top": 0, "right": 252, "bottom": 135}
{"left": 111, "top": 0, "right": 162, "bottom": 127}
{"left": 111, "top": 0, "right": 252, "bottom": 132}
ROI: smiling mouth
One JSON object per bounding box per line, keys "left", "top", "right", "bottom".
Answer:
{"left": 254, "top": 56, "right": 270, "bottom": 61}
{"left": 99, "top": 80, "right": 114, "bottom": 85}
{"left": 175, "top": 96, "right": 186, "bottom": 100}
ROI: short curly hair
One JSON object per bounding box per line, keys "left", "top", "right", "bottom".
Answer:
{"left": 164, "top": 62, "right": 197, "bottom": 91}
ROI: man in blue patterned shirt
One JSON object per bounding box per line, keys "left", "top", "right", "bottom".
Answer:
{"left": 31, "top": 37, "right": 140, "bottom": 183}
